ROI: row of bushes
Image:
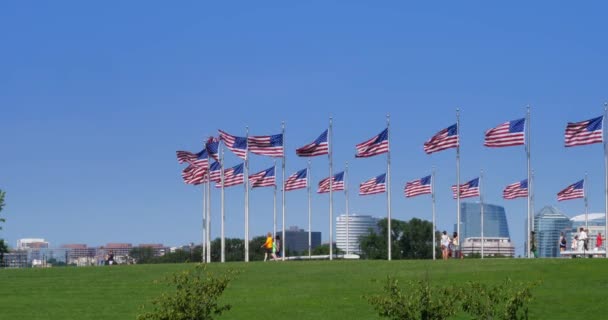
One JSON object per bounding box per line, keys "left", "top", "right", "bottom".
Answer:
{"left": 367, "top": 277, "right": 539, "bottom": 320}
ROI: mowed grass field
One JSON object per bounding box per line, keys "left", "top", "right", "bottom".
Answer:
{"left": 1, "top": 259, "right": 607, "bottom": 319}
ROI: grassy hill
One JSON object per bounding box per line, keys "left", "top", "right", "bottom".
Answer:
{"left": 1, "top": 259, "right": 606, "bottom": 319}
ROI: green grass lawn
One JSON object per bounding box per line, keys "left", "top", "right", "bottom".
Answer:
{"left": 1, "top": 259, "right": 606, "bottom": 319}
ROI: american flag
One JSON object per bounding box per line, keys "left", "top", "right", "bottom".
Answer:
{"left": 182, "top": 164, "right": 207, "bottom": 185}
{"left": 317, "top": 172, "right": 345, "bottom": 193}
{"left": 359, "top": 173, "right": 386, "bottom": 195}
{"left": 176, "top": 150, "right": 198, "bottom": 164}
{"left": 565, "top": 116, "right": 603, "bottom": 147}
{"left": 296, "top": 130, "right": 329, "bottom": 157}
{"left": 356, "top": 128, "right": 389, "bottom": 158}
{"left": 484, "top": 118, "right": 525, "bottom": 147}
{"left": 248, "top": 134, "right": 284, "bottom": 157}
{"left": 284, "top": 168, "right": 308, "bottom": 191}
{"left": 176, "top": 149, "right": 208, "bottom": 167}
{"left": 404, "top": 175, "right": 432, "bottom": 198}
{"left": 206, "top": 137, "right": 220, "bottom": 161}
{"left": 557, "top": 179, "right": 584, "bottom": 201}
{"left": 216, "top": 163, "right": 244, "bottom": 188}
{"left": 503, "top": 179, "right": 528, "bottom": 200}
{"left": 209, "top": 161, "right": 222, "bottom": 183}
{"left": 424, "top": 124, "right": 459, "bottom": 154}
{"left": 218, "top": 130, "right": 248, "bottom": 159}
{"left": 451, "top": 178, "right": 480, "bottom": 199}
{"left": 249, "top": 166, "right": 276, "bottom": 188}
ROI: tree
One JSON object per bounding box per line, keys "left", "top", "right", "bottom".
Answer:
{"left": 130, "top": 247, "right": 156, "bottom": 264}
{"left": 359, "top": 218, "right": 437, "bottom": 260}
{"left": 210, "top": 238, "right": 245, "bottom": 262}
{"left": 398, "top": 218, "right": 434, "bottom": 259}
{"left": 0, "top": 190, "right": 7, "bottom": 266}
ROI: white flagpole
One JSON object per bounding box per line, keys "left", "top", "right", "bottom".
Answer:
{"left": 202, "top": 182, "right": 207, "bottom": 263}
{"left": 345, "top": 161, "right": 350, "bottom": 256}
{"left": 585, "top": 173, "right": 589, "bottom": 230}
{"left": 220, "top": 145, "right": 225, "bottom": 263}
{"left": 206, "top": 151, "right": 212, "bottom": 263}
{"left": 526, "top": 105, "right": 532, "bottom": 258}
{"left": 432, "top": 168, "right": 436, "bottom": 260}
{"left": 387, "top": 114, "right": 392, "bottom": 261}
{"left": 604, "top": 103, "right": 608, "bottom": 258}
{"left": 308, "top": 160, "right": 312, "bottom": 259}
{"left": 273, "top": 160, "right": 277, "bottom": 239}
{"left": 456, "top": 108, "right": 461, "bottom": 257}
{"left": 245, "top": 126, "right": 250, "bottom": 262}
{"left": 329, "top": 117, "right": 334, "bottom": 260}
{"left": 282, "top": 121, "right": 286, "bottom": 261}
{"left": 480, "top": 170, "right": 484, "bottom": 259}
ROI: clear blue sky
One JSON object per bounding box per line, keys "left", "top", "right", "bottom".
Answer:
{"left": 1, "top": 2, "right": 607, "bottom": 256}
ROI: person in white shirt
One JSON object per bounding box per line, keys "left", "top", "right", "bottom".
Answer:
{"left": 440, "top": 231, "right": 450, "bottom": 260}
{"left": 578, "top": 227, "right": 588, "bottom": 252}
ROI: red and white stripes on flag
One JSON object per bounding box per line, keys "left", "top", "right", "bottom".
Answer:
{"left": 424, "top": 124, "right": 459, "bottom": 154}
{"left": 208, "top": 161, "right": 222, "bottom": 183}
{"left": 451, "top": 178, "right": 480, "bottom": 199}
{"left": 248, "top": 166, "right": 276, "bottom": 188}
{"left": 484, "top": 118, "right": 526, "bottom": 147}
{"left": 564, "top": 116, "right": 603, "bottom": 147}
{"left": 296, "top": 130, "right": 329, "bottom": 157}
{"left": 355, "top": 129, "right": 389, "bottom": 158}
{"left": 503, "top": 179, "right": 528, "bottom": 200}
{"left": 359, "top": 174, "right": 386, "bottom": 195}
{"left": 317, "top": 172, "right": 345, "bottom": 193}
{"left": 557, "top": 179, "right": 585, "bottom": 201}
{"left": 216, "top": 163, "right": 245, "bottom": 188}
{"left": 404, "top": 175, "right": 432, "bottom": 198}
{"left": 248, "top": 134, "right": 284, "bottom": 157}
{"left": 284, "top": 168, "right": 308, "bottom": 191}
{"left": 176, "top": 151, "right": 198, "bottom": 164}
{"left": 182, "top": 164, "right": 207, "bottom": 185}
{"left": 218, "top": 130, "right": 248, "bottom": 159}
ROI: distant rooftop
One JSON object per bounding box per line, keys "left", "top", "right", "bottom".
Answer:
{"left": 570, "top": 213, "right": 605, "bottom": 222}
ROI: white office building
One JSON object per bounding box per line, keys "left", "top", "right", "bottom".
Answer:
{"left": 17, "top": 238, "right": 49, "bottom": 249}
{"left": 336, "top": 214, "right": 379, "bottom": 254}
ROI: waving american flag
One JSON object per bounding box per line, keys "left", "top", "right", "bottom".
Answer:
{"left": 355, "top": 129, "right": 389, "bottom": 158}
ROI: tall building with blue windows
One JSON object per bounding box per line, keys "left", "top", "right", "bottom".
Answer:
{"left": 460, "top": 202, "right": 510, "bottom": 239}
{"left": 458, "top": 202, "right": 514, "bottom": 257}
{"left": 534, "top": 206, "right": 571, "bottom": 257}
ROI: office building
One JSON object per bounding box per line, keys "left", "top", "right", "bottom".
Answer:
{"left": 284, "top": 226, "right": 321, "bottom": 254}
{"left": 534, "top": 206, "right": 571, "bottom": 257}
{"left": 17, "top": 238, "right": 49, "bottom": 250}
{"left": 459, "top": 203, "right": 513, "bottom": 257}
{"left": 336, "top": 214, "right": 380, "bottom": 254}
{"left": 460, "top": 202, "right": 510, "bottom": 239}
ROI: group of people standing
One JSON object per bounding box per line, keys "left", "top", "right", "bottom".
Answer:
{"left": 440, "top": 231, "right": 461, "bottom": 260}
{"left": 560, "top": 229, "right": 604, "bottom": 253}
{"left": 261, "top": 232, "right": 281, "bottom": 261}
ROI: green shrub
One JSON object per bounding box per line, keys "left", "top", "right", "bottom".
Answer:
{"left": 461, "top": 279, "right": 538, "bottom": 320}
{"left": 366, "top": 277, "right": 462, "bottom": 320}
{"left": 137, "top": 264, "right": 237, "bottom": 320}
{"left": 367, "top": 277, "right": 538, "bottom": 320}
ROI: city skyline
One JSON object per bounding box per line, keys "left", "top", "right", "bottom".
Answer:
{"left": 2, "top": 2, "right": 608, "bottom": 258}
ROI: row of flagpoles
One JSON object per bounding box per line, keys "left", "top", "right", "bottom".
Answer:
{"left": 177, "top": 103, "right": 608, "bottom": 262}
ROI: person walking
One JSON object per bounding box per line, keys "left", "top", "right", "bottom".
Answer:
{"left": 596, "top": 232, "right": 603, "bottom": 250}
{"left": 272, "top": 235, "right": 281, "bottom": 261}
{"left": 440, "top": 231, "right": 450, "bottom": 260}
{"left": 261, "top": 232, "right": 273, "bottom": 262}
{"left": 452, "top": 232, "right": 461, "bottom": 259}
{"left": 559, "top": 232, "right": 567, "bottom": 253}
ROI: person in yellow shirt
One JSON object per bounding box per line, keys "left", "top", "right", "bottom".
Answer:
{"left": 261, "top": 232, "right": 273, "bottom": 261}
